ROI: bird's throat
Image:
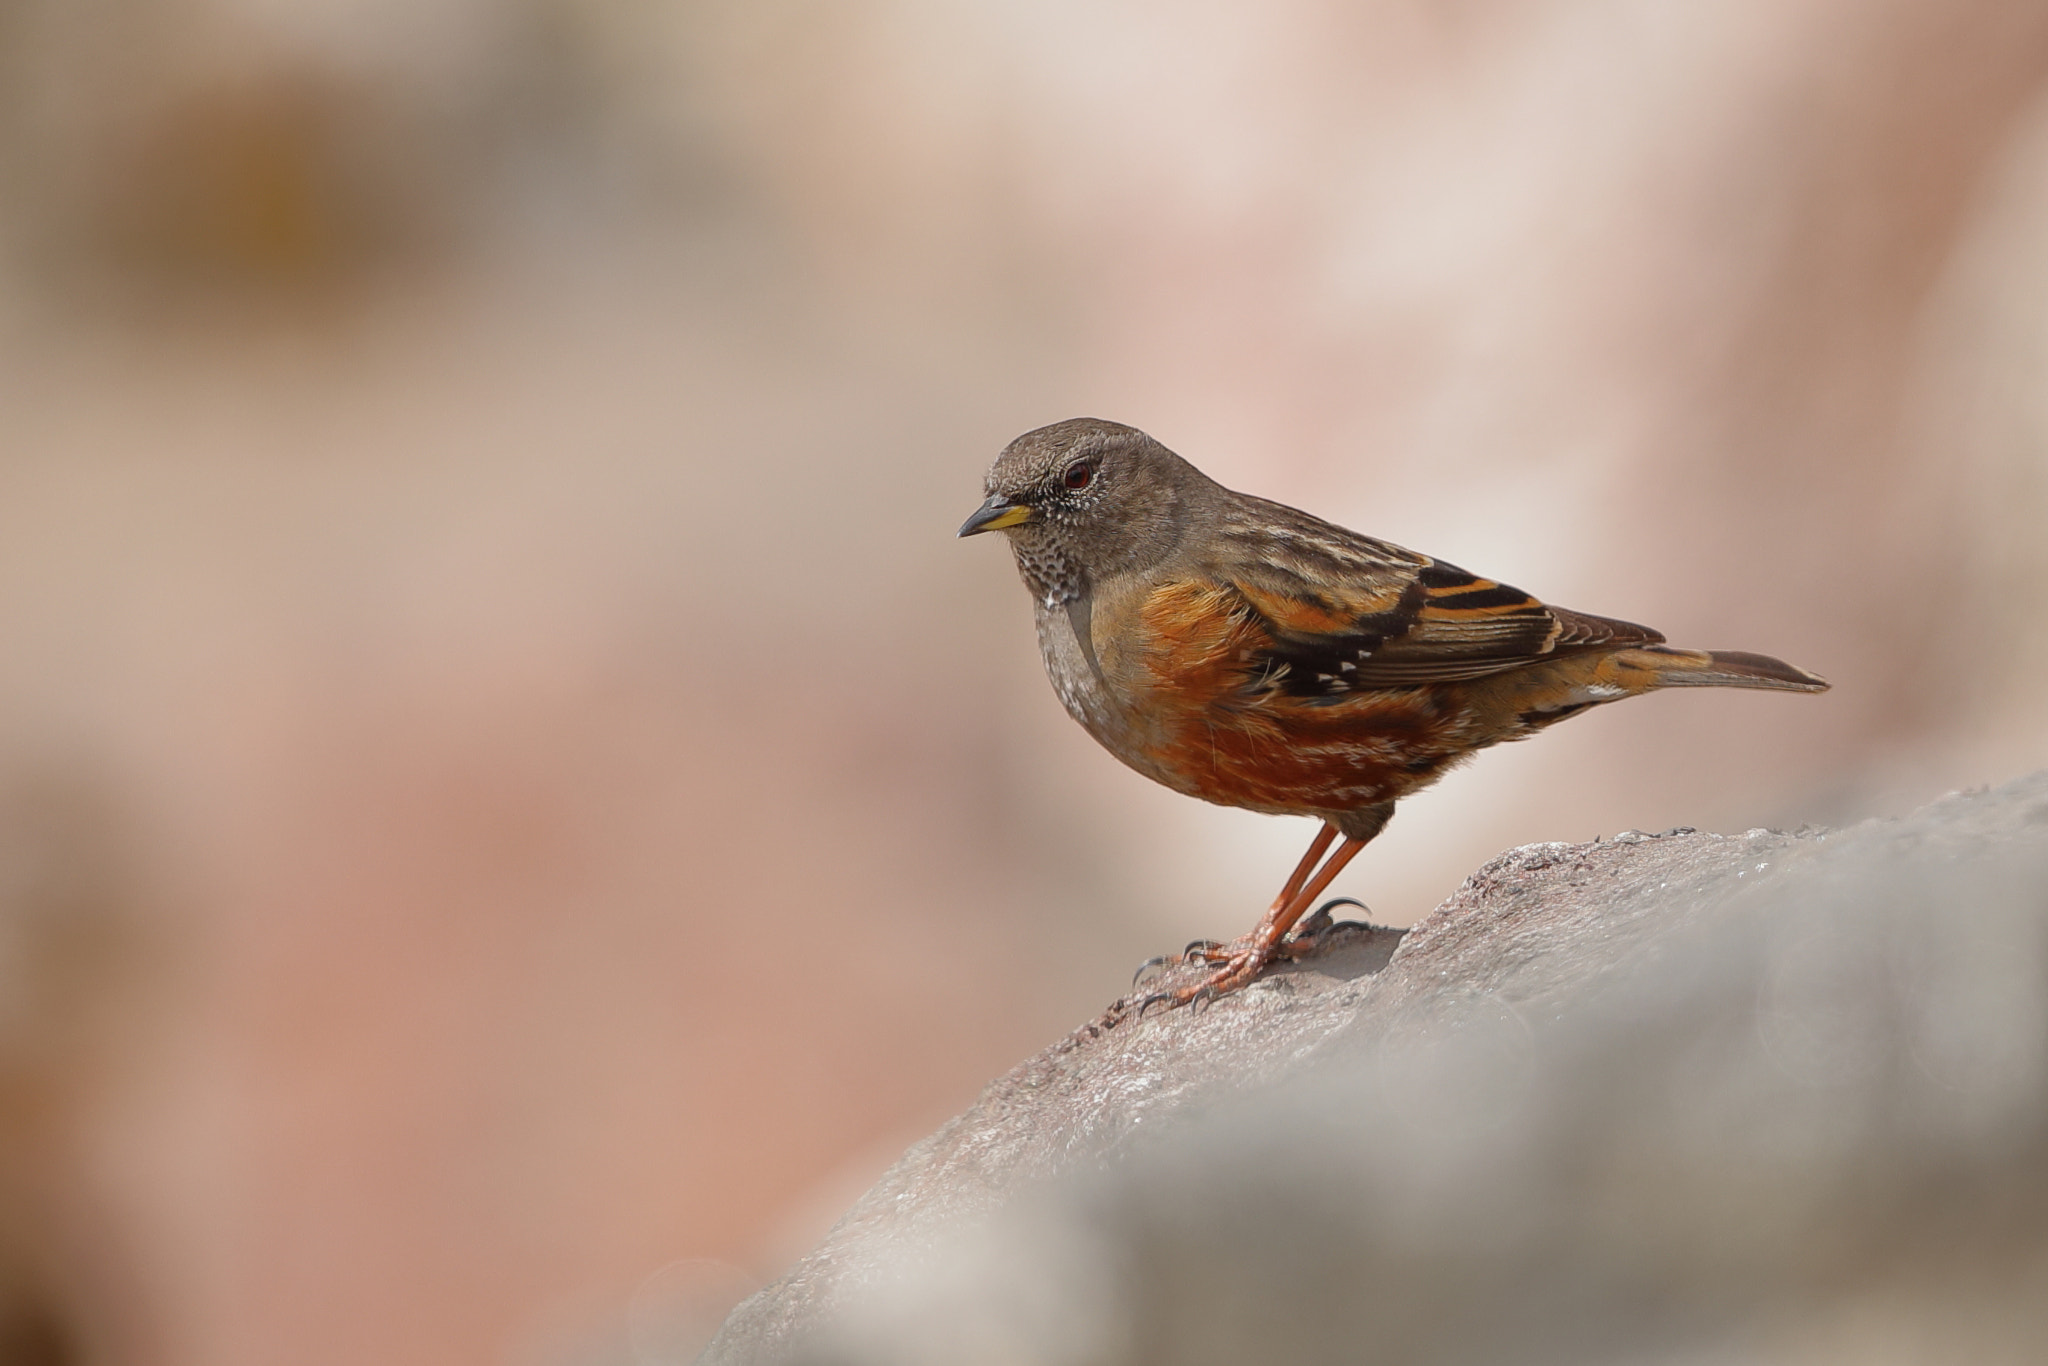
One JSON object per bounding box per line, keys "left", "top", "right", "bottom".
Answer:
{"left": 1010, "top": 536, "right": 1088, "bottom": 612}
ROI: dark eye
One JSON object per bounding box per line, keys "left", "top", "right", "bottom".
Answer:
{"left": 1062, "top": 463, "right": 1093, "bottom": 490}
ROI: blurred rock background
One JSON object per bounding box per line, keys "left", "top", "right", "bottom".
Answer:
{"left": 0, "top": 2, "right": 2045, "bottom": 1364}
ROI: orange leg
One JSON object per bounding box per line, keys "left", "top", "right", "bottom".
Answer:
{"left": 1156, "top": 823, "right": 1368, "bottom": 1008}
{"left": 1271, "top": 822, "right": 1337, "bottom": 920}
{"left": 1271, "top": 835, "right": 1366, "bottom": 940}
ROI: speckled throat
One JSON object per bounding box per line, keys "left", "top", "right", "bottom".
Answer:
{"left": 1010, "top": 535, "right": 1088, "bottom": 609}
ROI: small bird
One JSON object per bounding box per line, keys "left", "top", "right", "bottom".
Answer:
{"left": 960, "top": 418, "right": 1829, "bottom": 1008}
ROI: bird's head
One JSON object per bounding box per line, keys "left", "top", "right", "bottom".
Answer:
{"left": 958, "top": 418, "right": 1205, "bottom": 603}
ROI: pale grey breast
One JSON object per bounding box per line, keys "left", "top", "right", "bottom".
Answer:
{"left": 1032, "top": 597, "right": 1114, "bottom": 736}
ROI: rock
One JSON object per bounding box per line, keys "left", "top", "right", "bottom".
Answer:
{"left": 701, "top": 773, "right": 2048, "bottom": 1366}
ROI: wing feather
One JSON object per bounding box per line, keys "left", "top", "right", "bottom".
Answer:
{"left": 1197, "top": 500, "right": 1660, "bottom": 696}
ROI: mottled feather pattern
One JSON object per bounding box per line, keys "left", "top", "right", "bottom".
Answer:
{"left": 1197, "top": 498, "right": 1663, "bottom": 698}
{"left": 1132, "top": 578, "right": 1475, "bottom": 815}
{"left": 1118, "top": 500, "right": 1712, "bottom": 813}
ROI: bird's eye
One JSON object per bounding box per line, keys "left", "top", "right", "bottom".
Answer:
{"left": 1062, "top": 463, "right": 1093, "bottom": 490}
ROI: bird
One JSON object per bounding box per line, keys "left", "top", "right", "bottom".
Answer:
{"left": 959, "top": 418, "right": 1830, "bottom": 1009}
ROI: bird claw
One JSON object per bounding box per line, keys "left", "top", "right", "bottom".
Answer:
{"left": 1287, "top": 896, "right": 1371, "bottom": 948}
{"left": 1134, "top": 989, "right": 1180, "bottom": 1019}
{"left": 1133, "top": 982, "right": 1219, "bottom": 1017}
{"left": 1181, "top": 938, "right": 1222, "bottom": 963}
{"left": 1291, "top": 906, "right": 1334, "bottom": 941}
{"left": 1131, "top": 954, "right": 1174, "bottom": 988}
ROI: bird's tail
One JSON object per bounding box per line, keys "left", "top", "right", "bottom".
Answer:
{"left": 1623, "top": 646, "right": 1830, "bottom": 694}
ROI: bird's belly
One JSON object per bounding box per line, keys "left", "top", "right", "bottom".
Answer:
{"left": 1151, "top": 690, "right": 1468, "bottom": 815}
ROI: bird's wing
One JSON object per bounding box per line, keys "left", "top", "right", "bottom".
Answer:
{"left": 1202, "top": 498, "right": 1662, "bottom": 695}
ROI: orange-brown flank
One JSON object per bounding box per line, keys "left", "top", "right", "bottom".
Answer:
{"left": 1132, "top": 580, "right": 1470, "bottom": 816}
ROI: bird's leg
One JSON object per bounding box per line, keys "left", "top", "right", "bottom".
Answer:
{"left": 1259, "top": 835, "right": 1367, "bottom": 955}
{"left": 1182, "top": 822, "right": 1334, "bottom": 963}
{"left": 1161, "top": 828, "right": 1367, "bottom": 1006}
{"left": 1272, "top": 822, "right": 1338, "bottom": 924}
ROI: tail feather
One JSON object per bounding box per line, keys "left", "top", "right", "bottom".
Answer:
{"left": 1632, "top": 646, "right": 1830, "bottom": 693}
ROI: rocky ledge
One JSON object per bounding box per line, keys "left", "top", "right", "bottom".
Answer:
{"left": 704, "top": 773, "right": 2048, "bottom": 1366}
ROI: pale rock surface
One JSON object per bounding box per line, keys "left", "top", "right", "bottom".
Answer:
{"left": 703, "top": 773, "right": 2048, "bottom": 1365}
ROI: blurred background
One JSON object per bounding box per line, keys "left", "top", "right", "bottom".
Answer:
{"left": 3, "top": 2, "right": 2048, "bottom": 1363}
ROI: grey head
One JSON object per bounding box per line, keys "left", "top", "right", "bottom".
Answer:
{"left": 957, "top": 418, "right": 1215, "bottom": 607}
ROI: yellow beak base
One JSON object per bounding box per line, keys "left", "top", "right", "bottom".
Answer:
{"left": 958, "top": 498, "right": 1033, "bottom": 537}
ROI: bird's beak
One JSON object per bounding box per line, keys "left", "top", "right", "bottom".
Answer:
{"left": 957, "top": 494, "right": 1032, "bottom": 537}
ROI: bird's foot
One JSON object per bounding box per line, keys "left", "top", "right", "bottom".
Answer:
{"left": 1128, "top": 898, "right": 1379, "bottom": 1010}
{"left": 1134, "top": 937, "right": 1276, "bottom": 1014}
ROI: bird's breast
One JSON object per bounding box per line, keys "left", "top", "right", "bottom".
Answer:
{"left": 1032, "top": 596, "right": 1118, "bottom": 736}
